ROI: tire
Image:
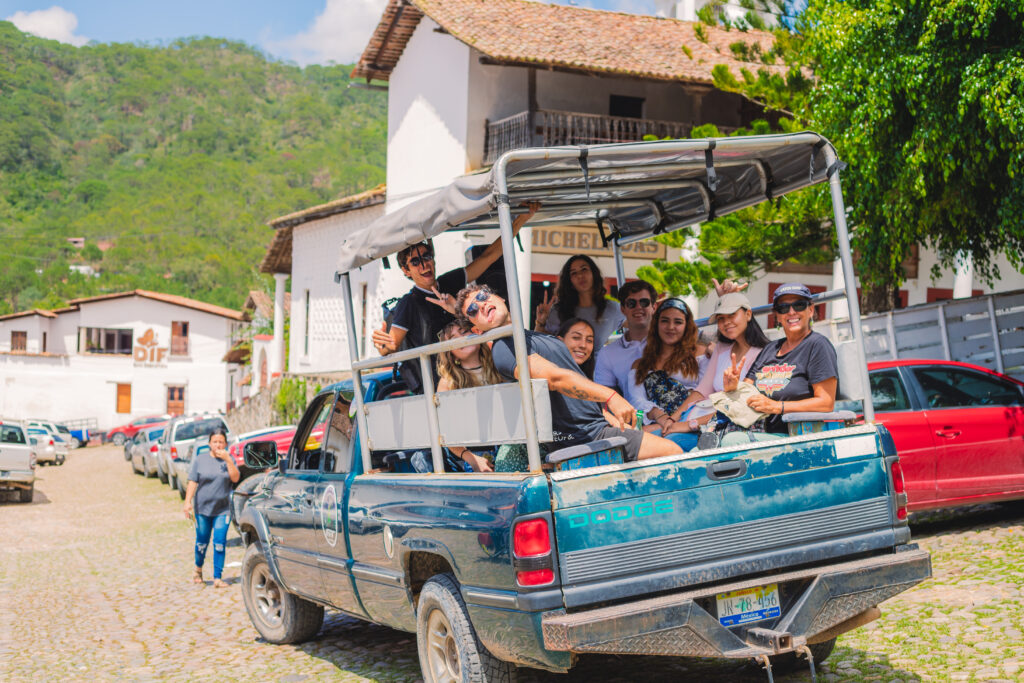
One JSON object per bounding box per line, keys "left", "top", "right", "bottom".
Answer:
{"left": 769, "top": 637, "right": 836, "bottom": 673}
{"left": 416, "top": 573, "right": 517, "bottom": 683}
{"left": 241, "top": 543, "right": 323, "bottom": 644}
{"left": 169, "top": 470, "right": 178, "bottom": 491}
{"left": 19, "top": 484, "right": 33, "bottom": 503}
{"left": 157, "top": 462, "right": 168, "bottom": 484}
{"left": 113, "top": 433, "right": 126, "bottom": 446}
{"left": 70, "top": 438, "right": 80, "bottom": 449}
{"left": 57, "top": 454, "right": 66, "bottom": 466}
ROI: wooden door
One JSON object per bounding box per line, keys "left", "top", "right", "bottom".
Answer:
{"left": 166, "top": 386, "right": 185, "bottom": 415}
{"left": 116, "top": 384, "right": 132, "bottom": 413}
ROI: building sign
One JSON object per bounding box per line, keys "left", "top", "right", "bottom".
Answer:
{"left": 531, "top": 226, "right": 666, "bottom": 259}
{"left": 133, "top": 328, "right": 169, "bottom": 367}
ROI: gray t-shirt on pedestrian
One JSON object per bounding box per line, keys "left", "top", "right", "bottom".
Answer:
{"left": 188, "top": 451, "right": 232, "bottom": 517}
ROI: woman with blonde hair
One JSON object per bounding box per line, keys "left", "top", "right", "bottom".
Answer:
{"left": 436, "top": 320, "right": 502, "bottom": 472}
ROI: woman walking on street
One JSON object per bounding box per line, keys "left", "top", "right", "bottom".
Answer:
{"left": 183, "top": 428, "right": 239, "bottom": 587}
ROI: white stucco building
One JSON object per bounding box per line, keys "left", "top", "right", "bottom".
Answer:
{"left": 0, "top": 290, "right": 245, "bottom": 430}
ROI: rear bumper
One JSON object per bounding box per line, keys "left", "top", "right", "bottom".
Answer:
{"left": 542, "top": 546, "right": 930, "bottom": 659}
{"left": 0, "top": 470, "right": 35, "bottom": 486}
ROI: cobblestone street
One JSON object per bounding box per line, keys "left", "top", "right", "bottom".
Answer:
{"left": 2, "top": 445, "right": 1022, "bottom": 682}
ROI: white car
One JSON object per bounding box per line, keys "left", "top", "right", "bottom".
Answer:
{"left": 26, "top": 420, "right": 71, "bottom": 457}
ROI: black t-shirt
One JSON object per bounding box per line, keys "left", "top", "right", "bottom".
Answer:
{"left": 491, "top": 331, "right": 607, "bottom": 447}
{"left": 390, "top": 268, "right": 467, "bottom": 392}
{"left": 746, "top": 331, "right": 839, "bottom": 434}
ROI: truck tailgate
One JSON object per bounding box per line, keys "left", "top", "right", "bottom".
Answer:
{"left": 548, "top": 426, "right": 903, "bottom": 608}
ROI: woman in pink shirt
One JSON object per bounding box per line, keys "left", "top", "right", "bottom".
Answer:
{"left": 665, "top": 292, "right": 770, "bottom": 435}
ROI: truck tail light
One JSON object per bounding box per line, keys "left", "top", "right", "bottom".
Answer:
{"left": 513, "top": 518, "right": 555, "bottom": 587}
{"left": 170, "top": 446, "right": 178, "bottom": 460}
{"left": 891, "top": 460, "right": 908, "bottom": 520}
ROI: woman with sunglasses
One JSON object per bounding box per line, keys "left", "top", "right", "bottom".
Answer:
{"left": 721, "top": 283, "right": 839, "bottom": 441}
{"left": 624, "top": 298, "right": 703, "bottom": 447}
{"left": 668, "top": 292, "right": 769, "bottom": 434}
{"left": 535, "top": 254, "right": 625, "bottom": 349}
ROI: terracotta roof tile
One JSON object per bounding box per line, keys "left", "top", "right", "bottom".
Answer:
{"left": 0, "top": 308, "right": 57, "bottom": 321}
{"left": 65, "top": 290, "right": 245, "bottom": 321}
{"left": 262, "top": 184, "right": 386, "bottom": 275}
{"left": 353, "top": 0, "right": 783, "bottom": 84}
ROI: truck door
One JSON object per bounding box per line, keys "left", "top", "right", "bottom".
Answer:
{"left": 261, "top": 394, "right": 332, "bottom": 602}
{"left": 312, "top": 392, "right": 366, "bottom": 617}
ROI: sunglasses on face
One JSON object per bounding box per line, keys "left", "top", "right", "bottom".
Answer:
{"left": 773, "top": 299, "right": 811, "bottom": 314}
{"left": 623, "top": 298, "right": 652, "bottom": 309}
{"left": 464, "top": 291, "right": 490, "bottom": 319}
{"left": 407, "top": 253, "right": 434, "bottom": 268}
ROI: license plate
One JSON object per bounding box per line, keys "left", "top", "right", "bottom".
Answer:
{"left": 716, "top": 583, "right": 781, "bottom": 626}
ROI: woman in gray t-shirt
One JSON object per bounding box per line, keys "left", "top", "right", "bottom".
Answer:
{"left": 534, "top": 254, "right": 625, "bottom": 349}
{"left": 184, "top": 429, "right": 239, "bottom": 587}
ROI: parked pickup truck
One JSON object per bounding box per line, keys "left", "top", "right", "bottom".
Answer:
{"left": 1, "top": 420, "right": 37, "bottom": 503}
{"left": 237, "top": 134, "right": 933, "bottom": 681}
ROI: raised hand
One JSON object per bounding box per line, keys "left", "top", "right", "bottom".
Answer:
{"left": 425, "top": 286, "right": 457, "bottom": 316}
{"left": 372, "top": 321, "right": 396, "bottom": 355}
{"left": 535, "top": 290, "right": 555, "bottom": 329}
{"left": 722, "top": 352, "right": 742, "bottom": 392}
{"left": 712, "top": 278, "right": 749, "bottom": 296}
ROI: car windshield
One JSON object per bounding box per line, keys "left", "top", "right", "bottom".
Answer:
{"left": 57, "top": 426, "right": 71, "bottom": 434}
{"left": 175, "top": 418, "right": 226, "bottom": 442}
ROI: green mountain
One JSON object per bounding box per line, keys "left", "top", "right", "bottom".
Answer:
{"left": 0, "top": 22, "right": 386, "bottom": 313}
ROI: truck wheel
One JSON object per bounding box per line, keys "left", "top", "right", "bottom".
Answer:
{"left": 169, "top": 470, "right": 178, "bottom": 490}
{"left": 241, "top": 543, "right": 323, "bottom": 644}
{"left": 416, "top": 573, "right": 517, "bottom": 683}
{"left": 112, "top": 433, "right": 125, "bottom": 446}
{"left": 770, "top": 637, "right": 836, "bottom": 672}
{"left": 19, "top": 484, "right": 33, "bottom": 503}
{"left": 70, "top": 437, "right": 80, "bottom": 449}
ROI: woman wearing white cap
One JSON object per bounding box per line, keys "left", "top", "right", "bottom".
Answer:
{"left": 721, "top": 283, "right": 839, "bottom": 442}
{"left": 667, "top": 291, "right": 770, "bottom": 435}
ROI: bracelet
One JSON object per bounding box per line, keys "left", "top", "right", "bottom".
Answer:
{"left": 780, "top": 401, "right": 785, "bottom": 415}
{"left": 604, "top": 391, "right": 616, "bottom": 407}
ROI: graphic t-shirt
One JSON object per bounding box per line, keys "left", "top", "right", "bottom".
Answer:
{"left": 188, "top": 451, "right": 232, "bottom": 517}
{"left": 745, "top": 332, "right": 839, "bottom": 434}
{"left": 492, "top": 331, "right": 607, "bottom": 447}
{"left": 389, "top": 268, "right": 467, "bottom": 392}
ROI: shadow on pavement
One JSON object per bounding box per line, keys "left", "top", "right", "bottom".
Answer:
{"left": 0, "top": 488, "right": 51, "bottom": 506}
{"left": 909, "top": 500, "right": 1024, "bottom": 537}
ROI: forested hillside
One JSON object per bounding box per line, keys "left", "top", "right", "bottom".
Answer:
{"left": 0, "top": 22, "right": 386, "bottom": 313}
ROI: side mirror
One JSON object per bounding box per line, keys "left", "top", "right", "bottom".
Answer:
{"left": 244, "top": 441, "right": 279, "bottom": 469}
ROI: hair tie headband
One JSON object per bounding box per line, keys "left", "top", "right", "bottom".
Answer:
{"left": 657, "top": 297, "right": 690, "bottom": 317}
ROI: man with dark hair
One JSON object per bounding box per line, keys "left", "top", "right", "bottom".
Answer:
{"left": 456, "top": 284, "right": 682, "bottom": 462}
{"left": 372, "top": 203, "right": 538, "bottom": 392}
{"left": 593, "top": 280, "right": 658, "bottom": 394}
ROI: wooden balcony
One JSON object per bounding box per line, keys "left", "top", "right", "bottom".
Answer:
{"left": 483, "top": 109, "right": 713, "bottom": 165}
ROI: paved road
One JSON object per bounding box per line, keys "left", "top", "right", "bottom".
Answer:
{"left": 2, "top": 445, "right": 1021, "bottom": 682}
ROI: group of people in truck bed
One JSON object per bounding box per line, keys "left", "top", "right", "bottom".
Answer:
{"left": 370, "top": 224, "right": 839, "bottom": 471}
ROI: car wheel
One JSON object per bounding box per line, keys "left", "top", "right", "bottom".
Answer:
{"left": 57, "top": 454, "right": 65, "bottom": 466}
{"left": 112, "top": 433, "right": 126, "bottom": 446}
{"left": 70, "top": 438, "right": 80, "bottom": 449}
{"left": 241, "top": 543, "right": 323, "bottom": 644}
{"left": 769, "top": 637, "right": 836, "bottom": 673}
{"left": 416, "top": 573, "right": 517, "bottom": 683}
{"left": 19, "top": 484, "right": 33, "bottom": 503}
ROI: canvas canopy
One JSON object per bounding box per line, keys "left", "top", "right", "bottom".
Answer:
{"left": 335, "top": 132, "right": 838, "bottom": 274}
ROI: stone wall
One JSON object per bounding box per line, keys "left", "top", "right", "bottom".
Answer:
{"left": 225, "top": 371, "right": 351, "bottom": 434}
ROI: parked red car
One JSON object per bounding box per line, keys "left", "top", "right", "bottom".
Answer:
{"left": 851, "top": 360, "right": 1024, "bottom": 512}
{"left": 105, "top": 414, "right": 170, "bottom": 446}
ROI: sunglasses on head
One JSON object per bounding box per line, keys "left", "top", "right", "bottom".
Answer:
{"left": 406, "top": 253, "right": 434, "bottom": 268}
{"left": 773, "top": 299, "right": 811, "bottom": 314}
{"left": 623, "top": 297, "right": 652, "bottom": 309}
{"left": 464, "top": 291, "right": 490, "bottom": 319}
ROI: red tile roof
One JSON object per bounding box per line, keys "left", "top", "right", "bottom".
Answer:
{"left": 0, "top": 308, "right": 57, "bottom": 322}
{"left": 353, "top": 0, "right": 783, "bottom": 84}
{"left": 262, "top": 184, "right": 386, "bottom": 275}
{"left": 66, "top": 290, "right": 245, "bottom": 321}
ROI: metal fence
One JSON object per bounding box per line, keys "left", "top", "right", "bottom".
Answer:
{"left": 820, "top": 289, "right": 1024, "bottom": 381}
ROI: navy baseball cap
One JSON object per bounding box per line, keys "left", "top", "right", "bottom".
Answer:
{"left": 772, "top": 283, "right": 813, "bottom": 302}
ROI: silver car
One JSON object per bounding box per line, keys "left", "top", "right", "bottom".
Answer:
{"left": 129, "top": 425, "right": 165, "bottom": 477}
{"left": 26, "top": 428, "right": 63, "bottom": 465}
{"left": 26, "top": 420, "right": 70, "bottom": 459}
{"left": 157, "top": 415, "right": 229, "bottom": 498}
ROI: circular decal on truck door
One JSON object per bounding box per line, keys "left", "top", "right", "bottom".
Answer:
{"left": 321, "top": 485, "right": 338, "bottom": 547}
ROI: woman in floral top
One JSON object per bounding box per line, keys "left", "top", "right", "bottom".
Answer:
{"left": 624, "top": 298, "right": 704, "bottom": 446}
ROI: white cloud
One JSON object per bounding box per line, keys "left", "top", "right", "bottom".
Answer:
{"left": 266, "top": 0, "right": 387, "bottom": 66}
{"left": 6, "top": 6, "right": 88, "bottom": 46}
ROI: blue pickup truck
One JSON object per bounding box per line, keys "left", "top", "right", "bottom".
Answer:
{"left": 237, "top": 134, "right": 931, "bottom": 681}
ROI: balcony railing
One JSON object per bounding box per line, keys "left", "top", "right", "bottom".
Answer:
{"left": 484, "top": 109, "right": 712, "bottom": 165}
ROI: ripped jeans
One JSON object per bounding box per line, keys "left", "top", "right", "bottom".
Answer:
{"left": 194, "top": 512, "right": 230, "bottom": 579}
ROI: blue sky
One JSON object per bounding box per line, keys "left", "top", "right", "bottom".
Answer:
{"left": 0, "top": 1, "right": 658, "bottom": 65}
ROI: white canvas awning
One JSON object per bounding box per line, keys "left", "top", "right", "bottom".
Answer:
{"left": 336, "top": 132, "right": 837, "bottom": 274}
